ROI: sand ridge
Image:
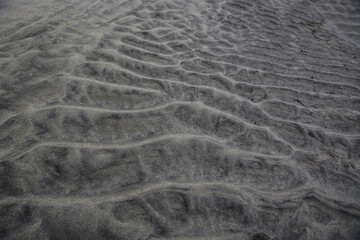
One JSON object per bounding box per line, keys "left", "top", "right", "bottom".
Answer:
{"left": 0, "top": 0, "right": 360, "bottom": 239}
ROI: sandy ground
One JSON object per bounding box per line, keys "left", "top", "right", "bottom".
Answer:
{"left": 0, "top": 0, "right": 360, "bottom": 239}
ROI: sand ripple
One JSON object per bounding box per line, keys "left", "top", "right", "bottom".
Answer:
{"left": 0, "top": 0, "right": 360, "bottom": 239}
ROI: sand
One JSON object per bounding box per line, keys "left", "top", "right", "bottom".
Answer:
{"left": 0, "top": 0, "right": 360, "bottom": 239}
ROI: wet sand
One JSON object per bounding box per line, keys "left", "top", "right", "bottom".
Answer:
{"left": 0, "top": 0, "right": 360, "bottom": 239}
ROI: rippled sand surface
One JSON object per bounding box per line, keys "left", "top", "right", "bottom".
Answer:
{"left": 1, "top": 0, "right": 360, "bottom": 239}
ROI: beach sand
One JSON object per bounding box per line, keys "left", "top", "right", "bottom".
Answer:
{"left": 0, "top": 0, "right": 360, "bottom": 239}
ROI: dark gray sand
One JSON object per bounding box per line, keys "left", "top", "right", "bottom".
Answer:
{"left": 1, "top": 0, "right": 360, "bottom": 239}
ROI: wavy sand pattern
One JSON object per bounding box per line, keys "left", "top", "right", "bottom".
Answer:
{"left": 0, "top": 0, "right": 360, "bottom": 239}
